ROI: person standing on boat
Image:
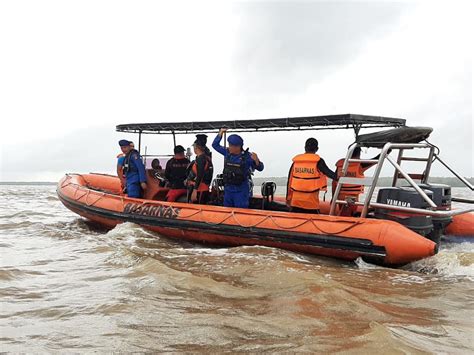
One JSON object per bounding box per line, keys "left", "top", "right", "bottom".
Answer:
{"left": 332, "top": 147, "right": 379, "bottom": 202}
{"left": 165, "top": 145, "right": 190, "bottom": 202}
{"left": 332, "top": 147, "right": 391, "bottom": 216}
{"left": 287, "top": 138, "right": 337, "bottom": 214}
{"left": 212, "top": 128, "right": 264, "bottom": 208}
{"left": 332, "top": 147, "right": 392, "bottom": 200}
{"left": 116, "top": 152, "right": 126, "bottom": 191}
{"left": 119, "top": 139, "right": 147, "bottom": 198}
{"left": 187, "top": 141, "right": 213, "bottom": 204}
{"left": 195, "top": 134, "right": 212, "bottom": 158}
{"left": 117, "top": 141, "right": 136, "bottom": 192}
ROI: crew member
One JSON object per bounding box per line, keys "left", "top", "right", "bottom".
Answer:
{"left": 286, "top": 138, "right": 337, "bottom": 214}
{"left": 195, "top": 134, "right": 212, "bottom": 157}
{"left": 118, "top": 141, "right": 137, "bottom": 190}
{"left": 187, "top": 141, "right": 213, "bottom": 204}
{"left": 151, "top": 158, "right": 166, "bottom": 187}
{"left": 117, "top": 147, "right": 126, "bottom": 191}
{"left": 151, "top": 158, "right": 163, "bottom": 171}
{"left": 332, "top": 147, "right": 389, "bottom": 202}
{"left": 332, "top": 147, "right": 367, "bottom": 202}
{"left": 120, "top": 139, "right": 147, "bottom": 198}
{"left": 212, "top": 128, "right": 264, "bottom": 208}
{"left": 164, "top": 145, "right": 190, "bottom": 202}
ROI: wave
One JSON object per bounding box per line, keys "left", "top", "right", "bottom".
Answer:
{"left": 356, "top": 242, "right": 474, "bottom": 281}
{"left": 0, "top": 268, "right": 45, "bottom": 281}
{"left": 0, "top": 211, "right": 56, "bottom": 219}
{"left": 408, "top": 242, "right": 474, "bottom": 281}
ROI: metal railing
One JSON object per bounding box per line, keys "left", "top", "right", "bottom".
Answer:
{"left": 329, "top": 142, "right": 474, "bottom": 218}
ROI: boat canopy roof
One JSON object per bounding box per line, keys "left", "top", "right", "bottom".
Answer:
{"left": 116, "top": 113, "right": 406, "bottom": 135}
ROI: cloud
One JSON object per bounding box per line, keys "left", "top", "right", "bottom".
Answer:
{"left": 1, "top": 1, "right": 472, "bottom": 181}
{"left": 231, "top": 1, "right": 411, "bottom": 101}
{"left": 1, "top": 125, "right": 116, "bottom": 181}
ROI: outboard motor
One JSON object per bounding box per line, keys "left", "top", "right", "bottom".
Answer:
{"left": 417, "top": 183, "right": 452, "bottom": 242}
{"left": 375, "top": 187, "right": 434, "bottom": 238}
{"left": 417, "top": 183, "right": 451, "bottom": 210}
{"left": 261, "top": 182, "right": 277, "bottom": 210}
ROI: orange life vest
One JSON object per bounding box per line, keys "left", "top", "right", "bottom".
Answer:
{"left": 191, "top": 155, "right": 213, "bottom": 191}
{"left": 287, "top": 153, "right": 327, "bottom": 209}
{"left": 191, "top": 155, "right": 212, "bottom": 175}
{"left": 334, "top": 159, "right": 364, "bottom": 199}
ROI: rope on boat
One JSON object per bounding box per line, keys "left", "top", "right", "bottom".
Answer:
{"left": 179, "top": 207, "right": 362, "bottom": 235}
{"left": 309, "top": 218, "right": 363, "bottom": 235}
{"left": 84, "top": 189, "right": 106, "bottom": 207}
{"left": 62, "top": 174, "right": 121, "bottom": 207}
{"left": 60, "top": 174, "right": 362, "bottom": 235}
{"left": 73, "top": 187, "right": 87, "bottom": 201}
{"left": 180, "top": 209, "right": 234, "bottom": 226}
{"left": 60, "top": 174, "right": 74, "bottom": 188}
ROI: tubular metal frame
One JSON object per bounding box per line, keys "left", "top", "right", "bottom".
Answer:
{"left": 329, "top": 142, "right": 474, "bottom": 218}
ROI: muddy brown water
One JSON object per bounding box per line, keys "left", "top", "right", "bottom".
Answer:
{"left": 1, "top": 185, "right": 473, "bottom": 353}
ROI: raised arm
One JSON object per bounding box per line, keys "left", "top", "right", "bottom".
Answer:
{"left": 211, "top": 128, "right": 228, "bottom": 156}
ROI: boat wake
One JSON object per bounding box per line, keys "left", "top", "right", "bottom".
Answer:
{"left": 102, "top": 222, "right": 474, "bottom": 284}
{"left": 355, "top": 240, "right": 474, "bottom": 281}
{"left": 407, "top": 242, "right": 474, "bottom": 281}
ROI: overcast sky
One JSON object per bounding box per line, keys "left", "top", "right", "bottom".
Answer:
{"left": 0, "top": 0, "right": 472, "bottom": 182}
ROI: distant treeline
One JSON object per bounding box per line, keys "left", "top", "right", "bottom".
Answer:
{"left": 252, "top": 176, "right": 474, "bottom": 188}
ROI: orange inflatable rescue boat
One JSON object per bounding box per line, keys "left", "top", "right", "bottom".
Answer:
{"left": 57, "top": 114, "right": 474, "bottom": 266}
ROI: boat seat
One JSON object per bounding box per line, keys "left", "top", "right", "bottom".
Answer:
{"left": 143, "top": 170, "right": 170, "bottom": 200}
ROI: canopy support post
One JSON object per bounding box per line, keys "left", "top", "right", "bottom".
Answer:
{"left": 223, "top": 131, "right": 227, "bottom": 168}
{"left": 352, "top": 123, "right": 362, "bottom": 138}
{"left": 138, "top": 130, "right": 142, "bottom": 153}
{"left": 172, "top": 131, "right": 176, "bottom": 147}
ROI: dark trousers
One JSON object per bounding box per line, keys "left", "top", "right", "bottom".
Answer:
{"left": 196, "top": 191, "right": 209, "bottom": 204}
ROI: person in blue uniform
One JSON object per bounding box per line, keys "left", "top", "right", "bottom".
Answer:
{"left": 212, "top": 128, "right": 264, "bottom": 208}
{"left": 119, "top": 139, "right": 147, "bottom": 198}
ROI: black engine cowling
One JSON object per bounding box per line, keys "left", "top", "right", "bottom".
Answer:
{"left": 375, "top": 185, "right": 452, "bottom": 243}
{"left": 417, "top": 183, "right": 452, "bottom": 242}
{"left": 375, "top": 187, "right": 434, "bottom": 237}
{"left": 417, "top": 183, "right": 451, "bottom": 210}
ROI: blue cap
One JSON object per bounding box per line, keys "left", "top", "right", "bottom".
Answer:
{"left": 227, "top": 134, "right": 243, "bottom": 147}
{"left": 119, "top": 139, "right": 131, "bottom": 147}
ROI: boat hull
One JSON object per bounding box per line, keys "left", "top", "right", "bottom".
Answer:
{"left": 445, "top": 213, "right": 474, "bottom": 237}
{"left": 57, "top": 173, "right": 438, "bottom": 266}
